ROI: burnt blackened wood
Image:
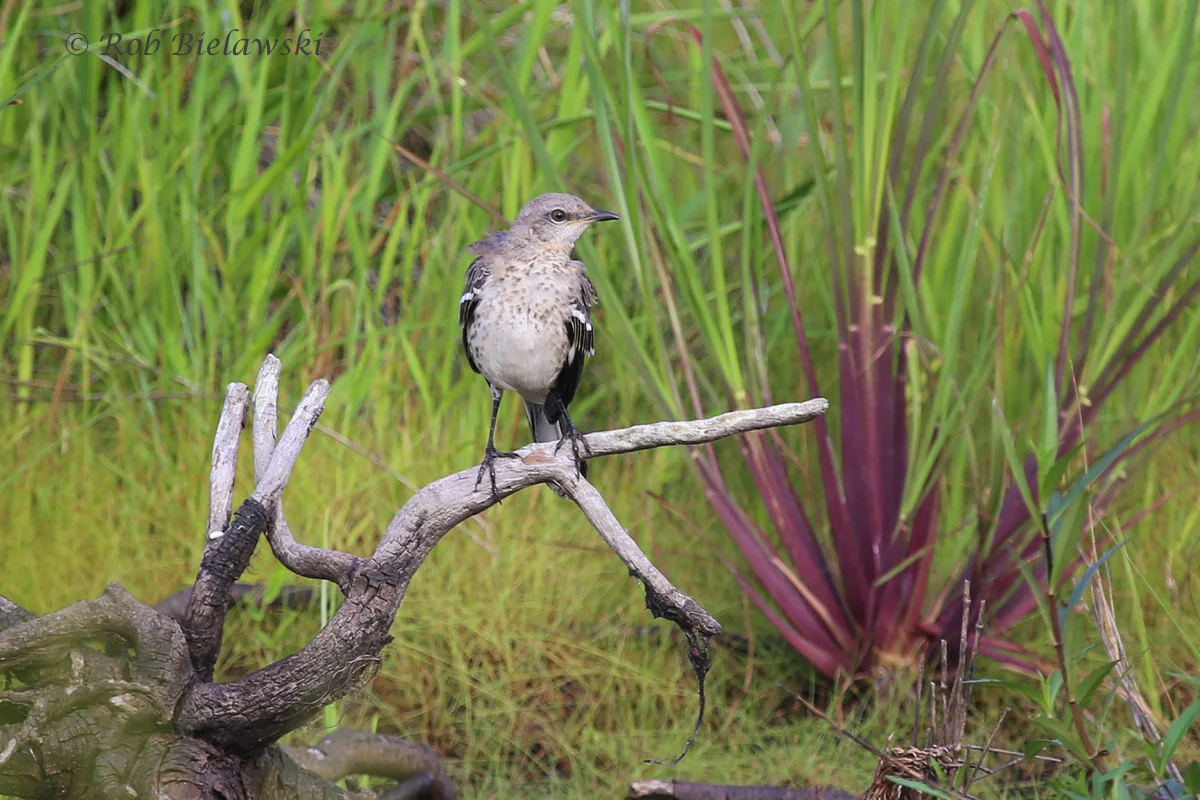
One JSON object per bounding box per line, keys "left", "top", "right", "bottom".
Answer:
{"left": 182, "top": 498, "right": 271, "bottom": 680}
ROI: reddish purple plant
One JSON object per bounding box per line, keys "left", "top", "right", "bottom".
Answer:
{"left": 663, "top": 3, "right": 1200, "bottom": 679}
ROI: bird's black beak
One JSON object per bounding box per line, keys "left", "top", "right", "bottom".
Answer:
{"left": 587, "top": 210, "right": 620, "bottom": 223}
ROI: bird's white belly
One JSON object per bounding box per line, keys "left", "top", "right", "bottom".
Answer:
{"left": 472, "top": 311, "right": 566, "bottom": 401}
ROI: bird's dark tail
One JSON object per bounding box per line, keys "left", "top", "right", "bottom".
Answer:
{"left": 525, "top": 400, "right": 587, "bottom": 496}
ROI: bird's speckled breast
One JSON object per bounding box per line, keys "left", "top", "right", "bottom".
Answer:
{"left": 467, "top": 259, "right": 574, "bottom": 401}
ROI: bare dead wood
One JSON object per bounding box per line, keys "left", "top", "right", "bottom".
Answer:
{"left": 154, "top": 583, "right": 318, "bottom": 622}
{"left": 281, "top": 729, "right": 455, "bottom": 799}
{"left": 251, "top": 356, "right": 362, "bottom": 591}
{"left": 0, "top": 583, "right": 190, "bottom": 689}
{"left": 376, "top": 776, "right": 444, "bottom": 800}
{"left": 0, "top": 596, "right": 34, "bottom": 631}
{"left": 0, "top": 582, "right": 419, "bottom": 799}
{"left": 175, "top": 360, "right": 827, "bottom": 752}
{"left": 183, "top": 377, "right": 329, "bottom": 681}
{"left": 205, "top": 382, "right": 250, "bottom": 541}
{"left": 2, "top": 354, "right": 830, "bottom": 797}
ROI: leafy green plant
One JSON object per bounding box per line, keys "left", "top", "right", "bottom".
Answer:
{"left": 1001, "top": 527, "right": 1200, "bottom": 799}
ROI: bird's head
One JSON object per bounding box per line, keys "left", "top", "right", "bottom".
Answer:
{"left": 507, "top": 192, "right": 619, "bottom": 250}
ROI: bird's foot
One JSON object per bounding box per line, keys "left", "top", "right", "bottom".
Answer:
{"left": 474, "top": 445, "right": 521, "bottom": 503}
{"left": 553, "top": 423, "right": 591, "bottom": 478}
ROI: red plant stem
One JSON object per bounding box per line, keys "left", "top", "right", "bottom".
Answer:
{"left": 1038, "top": 513, "right": 1108, "bottom": 774}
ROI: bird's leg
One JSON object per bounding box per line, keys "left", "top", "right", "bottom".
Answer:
{"left": 548, "top": 392, "right": 590, "bottom": 476}
{"left": 475, "top": 384, "right": 520, "bottom": 502}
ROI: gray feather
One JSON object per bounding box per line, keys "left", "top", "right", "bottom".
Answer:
{"left": 525, "top": 401, "right": 588, "bottom": 495}
{"left": 525, "top": 401, "right": 560, "bottom": 443}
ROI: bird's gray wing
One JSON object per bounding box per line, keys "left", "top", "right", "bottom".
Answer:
{"left": 551, "top": 269, "right": 597, "bottom": 409}
{"left": 459, "top": 257, "right": 490, "bottom": 375}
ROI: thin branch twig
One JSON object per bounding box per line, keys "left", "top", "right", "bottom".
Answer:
{"left": 281, "top": 728, "right": 455, "bottom": 799}
{"left": 205, "top": 383, "right": 249, "bottom": 541}
{"left": 251, "top": 356, "right": 361, "bottom": 591}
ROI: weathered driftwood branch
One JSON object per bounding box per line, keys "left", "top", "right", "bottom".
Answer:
{"left": 182, "top": 376, "right": 330, "bottom": 681}
{"left": 0, "top": 596, "right": 35, "bottom": 631}
{"left": 2, "top": 354, "right": 828, "bottom": 797}
{"left": 281, "top": 729, "right": 455, "bottom": 799}
{"left": 205, "top": 383, "right": 250, "bottom": 540}
{"left": 174, "top": 356, "right": 828, "bottom": 753}
{"left": 0, "top": 584, "right": 196, "bottom": 793}
{"left": 154, "top": 584, "right": 318, "bottom": 622}
{"left": 251, "top": 356, "right": 362, "bottom": 591}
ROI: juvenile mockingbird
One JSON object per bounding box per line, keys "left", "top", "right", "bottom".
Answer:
{"left": 459, "top": 193, "right": 619, "bottom": 499}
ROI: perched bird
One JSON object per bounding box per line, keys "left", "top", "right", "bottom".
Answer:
{"left": 458, "top": 192, "right": 619, "bottom": 499}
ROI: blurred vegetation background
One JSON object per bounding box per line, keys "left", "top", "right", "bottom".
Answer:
{"left": 1, "top": 0, "right": 1198, "bottom": 797}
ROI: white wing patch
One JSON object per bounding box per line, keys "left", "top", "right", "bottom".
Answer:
{"left": 566, "top": 292, "right": 595, "bottom": 359}
{"left": 460, "top": 258, "right": 491, "bottom": 374}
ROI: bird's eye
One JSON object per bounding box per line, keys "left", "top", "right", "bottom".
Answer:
{"left": 549, "top": 209, "right": 567, "bottom": 223}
